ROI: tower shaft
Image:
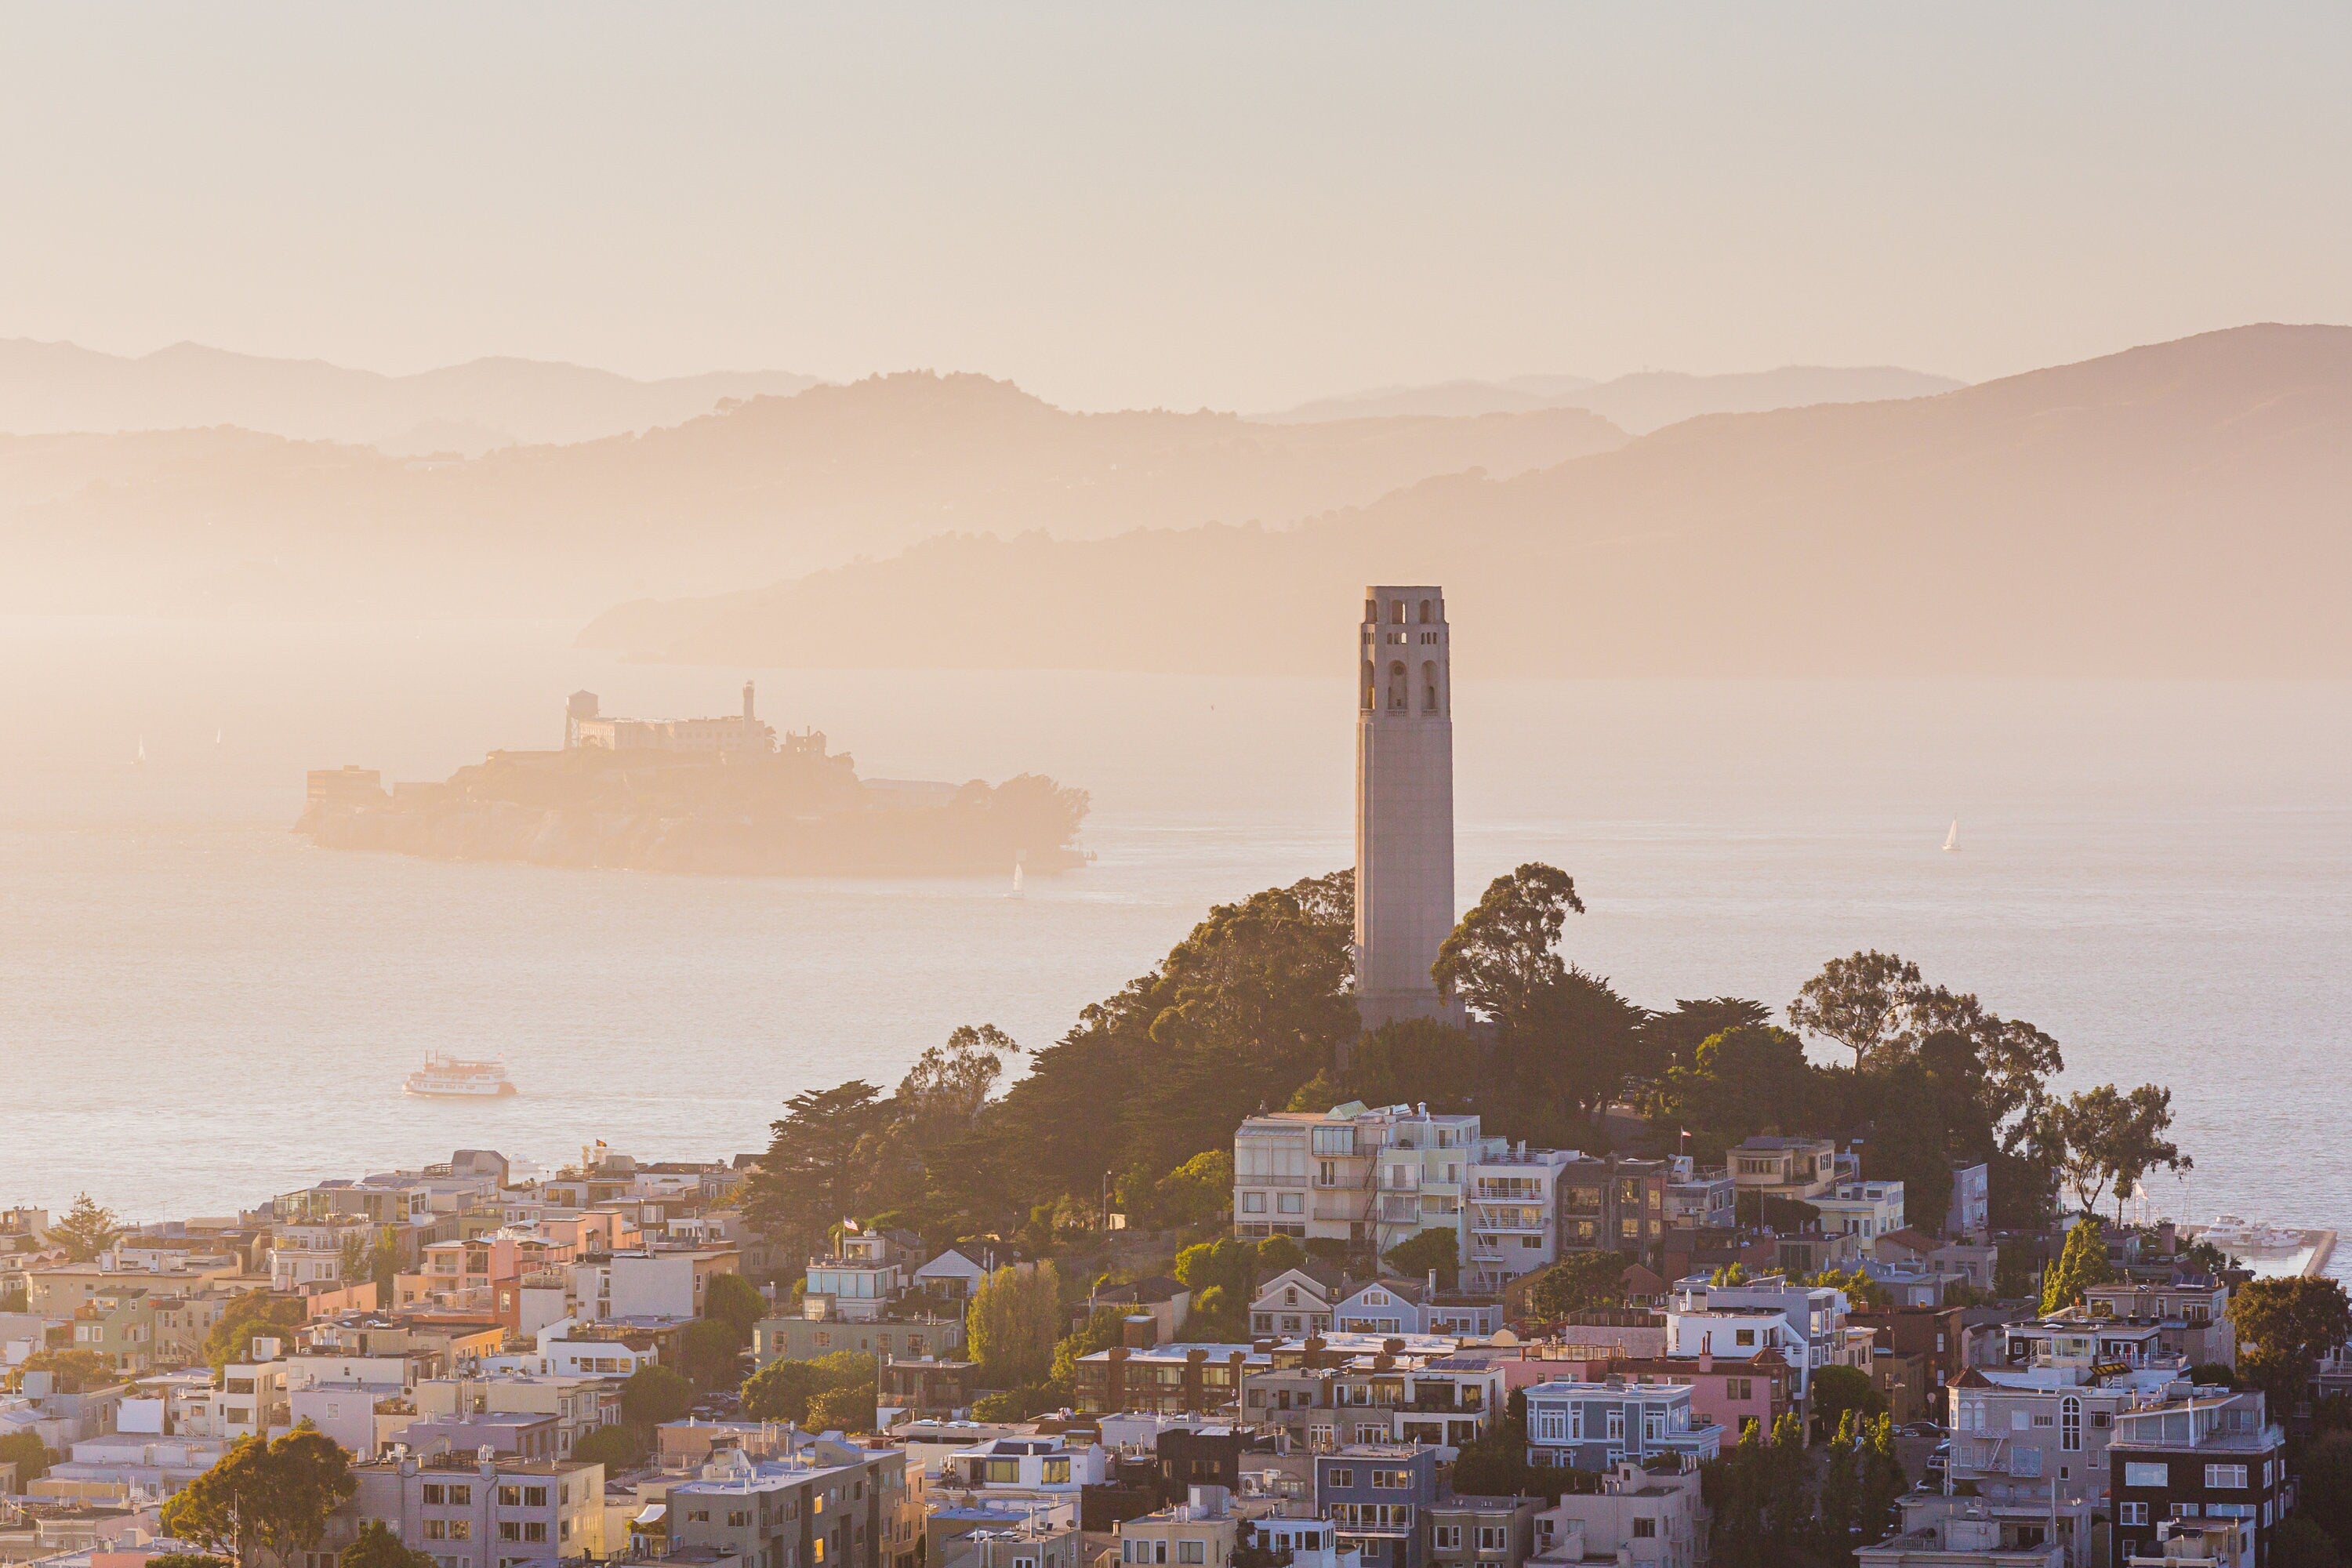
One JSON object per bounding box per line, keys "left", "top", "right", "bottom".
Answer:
{"left": 1353, "top": 585, "right": 1461, "bottom": 1034}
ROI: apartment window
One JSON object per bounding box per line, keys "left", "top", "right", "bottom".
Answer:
{"left": 2125, "top": 1463, "right": 2169, "bottom": 1489}
{"left": 2206, "top": 1465, "right": 2249, "bottom": 1490}
{"left": 1043, "top": 1458, "right": 1071, "bottom": 1483}
{"left": 1373, "top": 1468, "right": 1410, "bottom": 1489}
{"left": 1178, "top": 1544, "right": 1205, "bottom": 1564}
{"left": 2060, "top": 1396, "right": 2081, "bottom": 1452}
{"left": 1734, "top": 1330, "right": 1755, "bottom": 1347}
{"left": 1728, "top": 1379, "right": 1752, "bottom": 1401}
{"left": 1631, "top": 1520, "right": 1656, "bottom": 1540}
{"left": 2008, "top": 1448, "right": 2042, "bottom": 1479}
{"left": 2119, "top": 1503, "right": 2149, "bottom": 1526}
{"left": 425, "top": 1523, "right": 448, "bottom": 1541}
{"left": 522, "top": 1526, "right": 546, "bottom": 1544}
{"left": 1279, "top": 1193, "right": 1304, "bottom": 1215}
{"left": 447, "top": 1523, "right": 471, "bottom": 1541}
{"left": 498, "top": 1526, "right": 520, "bottom": 1544}
{"left": 1432, "top": 1526, "right": 1461, "bottom": 1551}
{"left": 1477, "top": 1527, "right": 1506, "bottom": 1552}
{"left": 422, "top": 1483, "right": 445, "bottom": 1504}
{"left": 1242, "top": 1193, "right": 1266, "bottom": 1214}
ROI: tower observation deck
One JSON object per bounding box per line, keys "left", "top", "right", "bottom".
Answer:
{"left": 1353, "top": 586, "right": 1464, "bottom": 1035}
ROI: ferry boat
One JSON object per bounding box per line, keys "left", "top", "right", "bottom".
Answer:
{"left": 2198, "top": 1214, "right": 2304, "bottom": 1253}
{"left": 403, "top": 1054, "right": 517, "bottom": 1098}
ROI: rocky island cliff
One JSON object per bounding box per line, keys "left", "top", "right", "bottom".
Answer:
{"left": 296, "top": 684, "right": 1088, "bottom": 877}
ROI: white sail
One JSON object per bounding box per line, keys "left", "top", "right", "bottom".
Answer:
{"left": 1943, "top": 818, "right": 1958, "bottom": 851}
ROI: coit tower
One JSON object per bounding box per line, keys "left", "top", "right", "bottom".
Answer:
{"left": 1354, "top": 585, "right": 1463, "bottom": 1033}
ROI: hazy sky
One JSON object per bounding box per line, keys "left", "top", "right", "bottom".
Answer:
{"left": 4, "top": 3, "right": 2348, "bottom": 410}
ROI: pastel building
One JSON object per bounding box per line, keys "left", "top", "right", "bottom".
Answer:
{"left": 1521, "top": 1381, "right": 1722, "bottom": 1472}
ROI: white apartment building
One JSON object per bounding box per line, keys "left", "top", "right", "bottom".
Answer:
{"left": 1464, "top": 1147, "right": 1573, "bottom": 1294}
{"left": 1813, "top": 1181, "right": 1906, "bottom": 1248}
{"left": 1670, "top": 1277, "right": 1862, "bottom": 1400}
{"left": 1234, "top": 1102, "right": 1500, "bottom": 1253}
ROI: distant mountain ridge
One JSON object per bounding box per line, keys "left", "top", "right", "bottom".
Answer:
{"left": 0, "top": 370, "right": 1628, "bottom": 613}
{"left": 0, "top": 338, "right": 822, "bottom": 452}
{"left": 584, "top": 325, "right": 2352, "bottom": 677}
{"left": 1264, "top": 364, "right": 1965, "bottom": 432}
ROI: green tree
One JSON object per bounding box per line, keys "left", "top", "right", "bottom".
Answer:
{"left": 1638, "top": 997, "right": 1770, "bottom": 1083}
{"left": 572, "top": 1422, "right": 648, "bottom": 1472}
{"left": 336, "top": 1230, "right": 372, "bottom": 1295}
{"left": 2038, "top": 1083, "right": 2191, "bottom": 1221}
{"left": 49, "top": 1192, "right": 124, "bottom": 1263}
{"left": 2231, "top": 1277, "right": 2352, "bottom": 1411}
{"left": 1660, "top": 1026, "right": 1821, "bottom": 1163}
{"left": 1809, "top": 1363, "right": 1886, "bottom": 1436}
{"left": 2292, "top": 1433, "right": 2352, "bottom": 1555}
{"left": 619, "top": 1363, "right": 695, "bottom": 1429}
{"left": 1528, "top": 1253, "right": 1628, "bottom": 1317}
{"left": 202, "top": 1294, "right": 308, "bottom": 1374}
{"left": 0, "top": 1430, "right": 49, "bottom": 1485}
{"left": 1341, "top": 1018, "right": 1483, "bottom": 1115}
{"left": 742, "top": 1359, "right": 828, "bottom": 1423}
{"left": 337, "top": 1520, "right": 436, "bottom": 1568}
{"left": 1051, "top": 1306, "right": 1130, "bottom": 1392}
{"left": 1788, "top": 951, "right": 1928, "bottom": 1069}
{"left": 742, "top": 1081, "right": 895, "bottom": 1269}
{"left": 1815, "top": 1410, "right": 1862, "bottom": 1559}
{"left": 1152, "top": 1151, "right": 1238, "bottom": 1228}
{"left": 160, "top": 1425, "right": 354, "bottom": 1567}
{"left": 2040, "top": 1218, "right": 2117, "bottom": 1314}
{"left": 0, "top": 1281, "right": 24, "bottom": 1313}
{"left": 808, "top": 1381, "right": 877, "bottom": 1433}
{"left": 2269, "top": 1516, "right": 2343, "bottom": 1568}
{"left": 1432, "top": 863, "right": 1583, "bottom": 1029}
{"left": 702, "top": 1272, "right": 768, "bottom": 1346}
{"left": 678, "top": 1318, "right": 746, "bottom": 1392}
{"left": 144, "top": 1556, "right": 234, "bottom": 1568}
{"left": 967, "top": 1262, "right": 1062, "bottom": 1388}
{"left": 1811, "top": 1268, "right": 1892, "bottom": 1311}
{"left": 1174, "top": 1239, "right": 1257, "bottom": 1300}
{"left": 1255, "top": 1234, "right": 1308, "bottom": 1276}
{"left": 1381, "top": 1229, "right": 1458, "bottom": 1291}
{"left": 1179, "top": 1284, "right": 1246, "bottom": 1341}
{"left": 1858, "top": 1413, "right": 1907, "bottom": 1546}
{"left": 22, "top": 1348, "right": 118, "bottom": 1392}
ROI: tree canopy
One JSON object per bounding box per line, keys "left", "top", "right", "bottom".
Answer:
{"left": 159, "top": 1426, "right": 353, "bottom": 1567}
{"left": 2230, "top": 1276, "right": 2352, "bottom": 1409}
{"left": 2036, "top": 1083, "right": 2190, "bottom": 1220}
{"left": 49, "top": 1193, "right": 124, "bottom": 1263}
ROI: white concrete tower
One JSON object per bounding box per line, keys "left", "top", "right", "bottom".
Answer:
{"left": 1354, "top": 586, "right": 1463, "bottom": 1033}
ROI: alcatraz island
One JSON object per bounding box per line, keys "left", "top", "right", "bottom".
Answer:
{"left": 296, "top": 681, "right": 1089, "bottom": 876}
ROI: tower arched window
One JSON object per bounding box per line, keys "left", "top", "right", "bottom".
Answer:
{"left": 1387, "top": 661, "right": 1407, "bottom": 710}
{"left": 1362, "top": 662, "right": 1375, "bottom": 711}
{"left": 1419, "top": 600, "right": 1432, "bottom": 624}
{"left": 1391, "top": 601, "right": 1405, "bottom": 625}
{"left": 2060, "top": 1395, "right": 2082, "bottom": 1452}
{"left": 1422, "top": 661, "right": 1439, "bottom": 713}
{"left": 1365, "top": 598, "right": 1377, "bottom": 625}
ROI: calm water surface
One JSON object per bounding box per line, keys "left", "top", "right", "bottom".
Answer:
{"left": 0, "top": 619, "right": 2345, "bottom": 1272}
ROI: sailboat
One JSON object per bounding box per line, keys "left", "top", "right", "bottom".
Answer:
{"left": 1943, "top": 818, "right": 1959, "bottom": 852}
{"left": 134, "top": 736, "right": 148, "bottom": 768}
{"left": 1007, "top": 852, "right": 1026, "bottom": 899}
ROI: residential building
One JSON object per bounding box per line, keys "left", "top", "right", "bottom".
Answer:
{"left": 2080, "top": 1281, "right": 2236, "bottom": 1370}
{"left": 2121, "top": 1519, "right": 2252, "bottom": 1568}
{"left": 932, "top": 1434, "right": 1109, "bottom": 1525}
{"left": 1538, "top": 1352, "right": 1794, "bottom": 1443}
{"left": 1946, "top": 1349, "right": 2195, "bottom": 1529}
{"left": 1528, "top": 1461, "right": 1706, "bottom": 1568}
{"left": 1331, "top": 1279, "right": 1501, "bottom": 1338}
{"left": 1857, "top": 1504, "right": 2067, "bottom": 1568}
{"left": 757, "top": 1309, "right": 967, "bottom": 1365}
{"left": 1669, "top": 1276, "right": 1864, "bottom": 1402}
{"left": 1729, "top": 1138, "right": 1838, "bottom": 1202}
{"left": 1948, "top": 1163, "right": 1992, "bottom": 1241}
{"left": 1316, "top": 1444, "right": 1440, "bottom": 1568}
{"left": 1664, "top": 1160, "right": 1736, "bottom": 1232}
{"left": 1521, "top": 1381, "right": 1722, "bottom": 1472}
{"left": 1244, "top": 1518, "right": 1360, "bottom": 1568}
{"left": 1813, "top": 1181, "right": 1906, "bottom": 1248}
{"left": 413, "top": 1370, "right": 621, "bottom": 1459}
{"left": 942, "top": 1519, "right": 1083, "bottom": 1568}
{"left": 1243, "top": 1339, "right": 1487, "bottom": 1453}
{"left": 2107, "top": 1391, "right": 2283, "bottom": 1568}
{"left": 67, "top": 1287, "right": 156, "bottom": 1374}
{"left": 1076, "top": 1345, "right": 1266, "bottom": 1417}
{"left": 1116, "top": 1485, "right": 1240, "bottom": 1568}
{"left": 1234, "top": 1102, "right": 1501, "bottom": 1255}
{"left": 1557, "top": 1158, "right": 1671, "bottom": 1262}
{"left": 343, "top": 1450, "right": 606, "bottom": 1563}
{"left": 883, "top": 1356, "right": 981, "bottom": 1419}
{"left": 1851, "top": 1306, "right": 1969, "bottom": 1403}
{"left": 806, "top": 1232, "right": 908, "bottom": 1324}
{"left": 667, "top": 1443, "right": 906, "bottom": 1568}
{"left": 1464, "top": 1147, "right": 1573, "bottom": 1293}
{"left": 1090, "top": 1276, "right": 1193, "bottom": 1347}
{"left": 1250, "top": 1268, "right": 1341, "bottom": 1339}
{"left": 913, "top": 1249, "right": 992, "bottom": 1303}
{"left": 1427, "top": 1495, "right": 1536, "bottom": 1568}
{"left": 573, "top": 1245, "right": 738, "bottom": 1322}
